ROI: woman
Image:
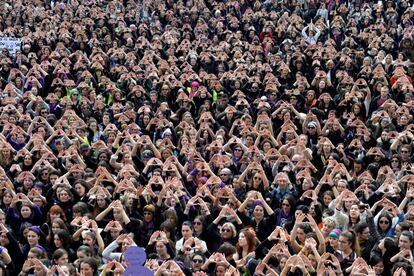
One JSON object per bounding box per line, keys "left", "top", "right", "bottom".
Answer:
{"left": 235, "top": 228, "right": 256, "bottom": 269}
{"left": 7, "top": 201, "right": 43, "bottom": 233}
{"left": 190, "top": 252, "right": 205, "bottom": 273}
{"left": 0, "top": 222, "right": 23, "bottom": 272}
{"left": 175, "top": 221, "right": 207, "bottom": 255}
{"left": 237, "top": 191, "right": 276, "bottom": 241}
{"left": 53, "top": 229, "right": 76, "bottom": 261}
{"left": 336, "top": 231, "right": 360, "bottom": 273}
{"left": 390, "top": 231, "right": 414, "bottom": 263}
{"left": 145, "top": 232, "right": 175, "bottom": 262}
{"left": 52, "top": 248, "right": 69, "bottom": 266}
{"left": 275, "top": 195, "right": 296, "bottom": 229}
{"left": 370, "top": 238, "right": 399, "bottom": 275}
{"left": 79, "top": 257, "right": 98, "bottom": 276}
{"left": 21, "top": 226, "right": 46, "bottom": 259}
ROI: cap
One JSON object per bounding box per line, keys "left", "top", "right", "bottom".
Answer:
{"left": 308, "top": 121, "right": 317, "bottom": 128}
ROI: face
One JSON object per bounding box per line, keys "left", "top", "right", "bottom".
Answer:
{"left": 96, "top": 196, "right": 106, "bottom": 208}
{"left": 59, "top": 190, "right": 70, "bottom": 202}
{"left": 399, "top": 235, "right": 413, "bottom": 250}
{"left": 54, "top": 234, "right": 62, "bottom": 248}
{"left": 215, "top": 265, "right": 226, "bottom": 276}
{"left": 181, "top": 225, "right": 193, "bottom": 239}
{"left": 349, "top": 205, "right": 360, "bottom": 219}
{"left": 143, "top": 211, "right": 153, "bottom": 223}
{"left": 192, "top": 256, "right": 204, "bottom": 271}
{"left": 379, "top": 217, "right": 390, "bottom": 231}
{"left": 83, "top": 235, "right": 94, "bottom": 247}
{"left": 373, "top": 262, "right": 384, "bottom": 274}
{"left": 238, "top": 232, "right": 247, "bottom": 247}
{"left": 0, "top": 232, "right": 9, "bottom": 246}
{"left": 221, "top": 225, "right": 233, "bottom": 239}
{"left": 359, "top": 227, "right": 370, "bottom": 241}
{"left": 75, "top": 184, "right": 86, "bottom": 197}
{"left": 52, "top": 222, "right": 61, "bottom": 234}
{"left": 155, "top": 241, "right": 167, "bottom": 255}
{"left": 338, "top": 236, "right": 350, "bottom": 251}
{"left": 27, "top": 230, "right": 39, "bottom": 246}
{"left": 253, "top": 205, "right": 264, "bottom": 219}
{"left": 297, "top": 228, "right": 306, "bottom": 243}
{"left": 3, "top": 193, "right": 12, "bottom": 205}
{"left": 21, "top": 206, "right": 32, "bottom": 218}
{"left": 282, "top": 199, "right": 291, "bottom": 213}
{"left": 80, "top": 263, "right": 94, "bottom": 276}
{"left": 322, "top": 221, "right": 335, "bottom": 236}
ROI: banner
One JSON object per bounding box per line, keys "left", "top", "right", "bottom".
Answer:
{"left": 0, "top": 37, "right": 21, "bottom": 56}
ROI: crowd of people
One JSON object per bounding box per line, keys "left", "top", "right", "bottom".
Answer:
{"left": 1, "top": 0, "right": 414, "bottom": 275}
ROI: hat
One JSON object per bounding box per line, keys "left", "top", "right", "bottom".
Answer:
{"left": 161, "top": 129, "right": 172, "bottom": 138}
{"left": 329, "top": 229, "right": 342, "bottom": 239}
{"left": 260, "top": 96, "right": 267, "bottom": 101}
{"left": 191, "top": 81, "right": 200, "bottom": 88}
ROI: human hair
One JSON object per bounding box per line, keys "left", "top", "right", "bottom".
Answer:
{"left": 72, "top": 202, "right": 89, "bottom": 216}
{"left": 221, "top": 222, "right": 237, "bottom": 238}
{"left": 77, "top": 245, "right": 93, "bottom": 257}
{"left": 29, "top": 246, "right": 46, "bottom": 259}
{"left": 48, "top": 205, "right": 67, "bottom": 222}
{"left": 52, "top": 248, "right": 68, "bottom": 264}
{"left": 237, "top": 227, "right": 257, "bottom": 254}
{"left": 217, "top": 242, "right": 237, "bottom": 258}
{"left": 79, "top": 257, "right": 98, "bottom": 274}
{"left": 340, "top": 230, "right": 360, "bottom": 256}
{"left": 282, "top": 194, "right": 296, "bottom": 212}
{"left": 377, "top": 211, "right": 393, "bottom": 233}
{"left": 354, "top": 222, "right": 369, "bottom": 236}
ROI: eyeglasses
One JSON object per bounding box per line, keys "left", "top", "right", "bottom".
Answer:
{"left": 193, "top": 221, "right": 202, "bottom": 225}
{"left": 193, "top": 259, "right": 203, "bottom": 264}
{"left": 379, "top": 220, "right": 389, "bottom": 225}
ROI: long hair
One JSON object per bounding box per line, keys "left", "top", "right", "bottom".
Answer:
{"left": 341, "top": 230, "right": 361, "bottom": 256}
{"left": 236, "top": 227, "right": 257, "bottom": 255}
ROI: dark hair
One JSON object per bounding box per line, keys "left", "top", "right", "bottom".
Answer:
{"left": 377, "top": 212, "right": 393, "bottom": 233}
{"left": 53, "top": 248, "right": 68, "bottom": 263}
{"left": 217, "top": 242, "right": 237, "bottom": 257}
{"left": 79, "top": 257, "right": 98, "bottom": 274}
{"left": 355, "top": 222, "right": 369, "bottom": 235}
{"left": 54, "top": 229, "right": 72, "bottom": 250}
{"left": 282, "top": 195, "right": 296, "bottom": 212}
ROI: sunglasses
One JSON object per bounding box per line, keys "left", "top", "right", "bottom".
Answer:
{"left": 234, "top": 148, "right": 242, "bottom": 152}
{"left": 193, "top": 259, "right": 203, "bottom": 264}
{"left": 193, "top": 221, "right": 202, "bottom": 225}
{"left": 222, "top": 228, "right": 231, "bottom": 233}
{"left": 254, "top": 177, "right": 261, "bottom": 180}
{"left": 379, "top": 220, "right": 389, "bottom": 225}
{"left": 391, "top": 160, "right": 399, "bottom": 163}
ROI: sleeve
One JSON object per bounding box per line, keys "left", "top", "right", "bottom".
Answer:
{"left": 102, "top": 240, "right": 122, "bottom": 261}
{"left": 332, "top": 208, "right": 349, "bottom": 230}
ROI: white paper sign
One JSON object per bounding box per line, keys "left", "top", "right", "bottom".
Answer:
{"left": 0, "top": 37, "right": 21, "bottom": 56}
